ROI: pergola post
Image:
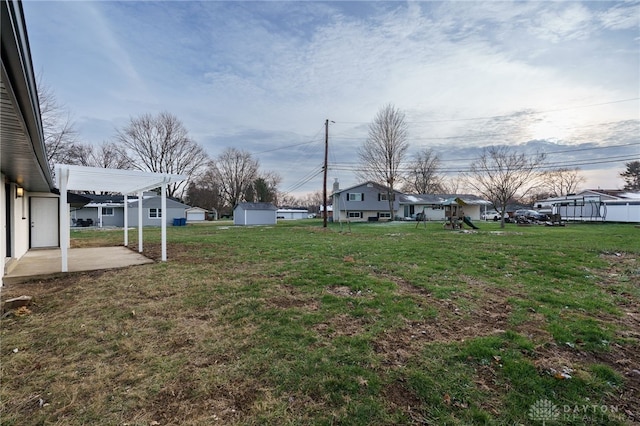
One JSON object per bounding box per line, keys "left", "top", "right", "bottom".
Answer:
{"left": 58, "top": 167, "right": 69, "bottom": 272}
{"left": 138, "top": 191, "right": 143, "bottom": 253}
{"left": 161, "top": 182, "right": 167, "bottom": 262}
{"left": 123, "top": 194, "right": 128, "bottom": 246}
{"left": 97, "top": 204, "right": 103, "bottom": 228}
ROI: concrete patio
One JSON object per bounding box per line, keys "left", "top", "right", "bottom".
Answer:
{"left": 3, "top": 247, "right": 154, "bottom": 285}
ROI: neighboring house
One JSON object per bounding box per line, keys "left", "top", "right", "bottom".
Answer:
{"left": 73, "top": 194, "right": 125, "bottom": 227}
{"left": 1, "top": 0, "right": 59, "bottom": 285}
{"left": 399, "top": 194, "right": 491, "bottom": 221}
{"left": 72, "top": 193, "right": 192, "bottom": 227}
{"left": 185, "top": 206, "right": 210, "bottom": 222}
{"left": 234, "top": 202, "right": 277, "bottom": 226}
{"left": 277, "top": 208, "right": 309, "bottom": 220}
{"left": 126, "top": 196, "right": 190, "bottom": 227}
{"left": 332, "top": 181, "right": 402, "bottom": 222}
{"left": 331, "top": 180, "right": 490, "bottom": 222}
{"left": 536, "top": 190, "right": 640, "bottom": 223}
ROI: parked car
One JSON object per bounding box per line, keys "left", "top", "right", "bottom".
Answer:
{"left": 514, "top": 209, "right": 548, "bottom": 221}
{"left": 481, "top": 210, "right": 501, "bottom": 221}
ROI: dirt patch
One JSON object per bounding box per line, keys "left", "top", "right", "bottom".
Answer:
{"left": 313, "top": 314, "right": 370, "bottom": 339}
{"left": 324, "top": 285, "right": 373, "bottom": 298}
{"left": 383, "top": 379, "right": 425, "bottom": 421}
{"left": 149, "top": 369, "right": 262, "bottom": 424}
{"left": 128, "top": 242, "right": 230, "bottom": 264}
{"left": 266, "top": 286, "right": 319, "bottom": 311}
{"left": 1, "top": 270, "right": 112, "bottom": 317}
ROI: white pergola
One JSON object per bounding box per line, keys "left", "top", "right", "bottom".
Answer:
{"left": 55, "top": 164, "right": 187, "bottom": 272}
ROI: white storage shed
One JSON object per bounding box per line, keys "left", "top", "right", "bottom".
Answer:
{"left": 234, "top": 202, "right": 278, "bottom": 226}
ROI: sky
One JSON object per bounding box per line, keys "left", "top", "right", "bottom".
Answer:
{"left": 23, "top": 0, "right": 640, "bottom": 198}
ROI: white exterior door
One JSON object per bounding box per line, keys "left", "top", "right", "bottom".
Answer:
{"left": 31, "top": 197, "right": 59, "bottom": 248}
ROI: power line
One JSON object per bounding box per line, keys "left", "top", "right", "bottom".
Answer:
{"left": 250, "top": 124, "right": 326, "bottom": 156}
{"left": 282, "top": 164, "right": 324, "bottom": 194}
{"left": 326, "top": 142, "right": 640, "bottom": 166}
{"left": 328, "top": 154, "right": 639, "bottom": 174}
{"left": 330, "top": 120, "right": 640, "bottom": 142}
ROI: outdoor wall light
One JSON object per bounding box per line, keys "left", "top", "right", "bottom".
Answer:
{"left": 16, "top": 186, "right": 24, "bottom": 198}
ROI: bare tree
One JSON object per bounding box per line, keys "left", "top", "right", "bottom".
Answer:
{"left": 440, "top": 175, "right": 462, "bottom": 195}
{"left": 276, "top": 192, "right": 301, "bottom": 208}
{"left": 211, "top": 147, "right": 260, "bottom": 208}
{"left": 38, "top": 76, "right": 79, "bottom": 171}
{"left": 115, "top": 111, "right": 209, "bottom": 198}
{"left": 357, "top": 104, "right": 409, "bottom": 218}
{"left": 620, "top": 161, "right": 640, "bottom": 191}
{"left": 542, "top": 167, "right": 585, "bottom": 197}
{"left": 404, "top": 148, "right": 443, "bottom": 194}
{"left": 72, "top": 141, "right": 131, "bottom": 169}
{"left": 464, "top": 146, "right": 546, "bottom": 228}
{"left": 300, "top": 190, "right": 324, "bottom": 214}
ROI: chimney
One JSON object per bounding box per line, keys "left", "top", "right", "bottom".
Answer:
{"left": 333, "top": 178, "right": 340, "bottom": 193}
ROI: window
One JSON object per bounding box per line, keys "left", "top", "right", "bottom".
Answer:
{"left": 378, "top": 212, "right": 391, "bottom": 218}
{"left": 379, "top": 193, "right": 395, "bottom": 201}
{"left": 347, "top": 193, "right": 364, "bottom": 201}
{"left": 101, "top": 207, "right": 114, "bottom": 216}
{"left": 149, "top": 208, "right": 162, "bottom": 219}
{"left": 348, "top": 211, "right": 362, "bottom": 218}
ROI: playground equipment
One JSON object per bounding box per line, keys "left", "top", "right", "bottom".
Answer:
{"left": 443, "top": 197, "right": 479, "bottom": 230}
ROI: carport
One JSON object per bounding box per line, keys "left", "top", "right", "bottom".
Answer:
{"left": 55, "top": 164, "right": 186, "bottom": 272}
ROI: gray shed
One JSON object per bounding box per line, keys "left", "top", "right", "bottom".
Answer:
{"left": 234, "top": 202, "right": 277, "bottom": 226}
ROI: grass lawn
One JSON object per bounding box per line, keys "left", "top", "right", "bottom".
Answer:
{"left": 1, "top": 220, "right": 639, "bottom": 425}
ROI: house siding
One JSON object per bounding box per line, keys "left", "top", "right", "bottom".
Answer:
{"left": 1, "top": 179, "right": 32, "bottom": 261}
{"left": 333, "top": 183, "right": 400, "bottom": 222}
{"left": 73, "top": 196, "right": 189, "bottom": 227}
{"left": 127, "top": 207, "right": 187, "bottom": 227}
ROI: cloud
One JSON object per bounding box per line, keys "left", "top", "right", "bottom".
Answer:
{"left": 23, "top": 1, "right": 640, "bottom": 195}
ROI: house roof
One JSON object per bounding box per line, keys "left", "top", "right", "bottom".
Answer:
{"left": 234, "top": 202, "right": 278, "bottom": 211}
{"left": 399, "top": 193, "right": 490, "bottom": 206}
{"left": 332, "top": 181, "right": 403, "bottom": 196}
{"left": 67, "top": 192, "right": 92, "bottom": 208}
{"left": 55, "top": 164, "right": 187, "bottom": 195}
{"left": 581, "top": 189, "right": 640, "bottom": 200}
{"left": 1, "top": 0, "right": 54, "bottom": 193}
{"left": 537, "top": 190, "right": 640, "bottom": 206}
{"left": 127, "top": 196, "right": 190, "bottom": 209}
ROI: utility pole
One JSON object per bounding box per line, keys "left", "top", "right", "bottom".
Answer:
{"left": 323, "top": 119, "right": 329, "bottom": 228}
